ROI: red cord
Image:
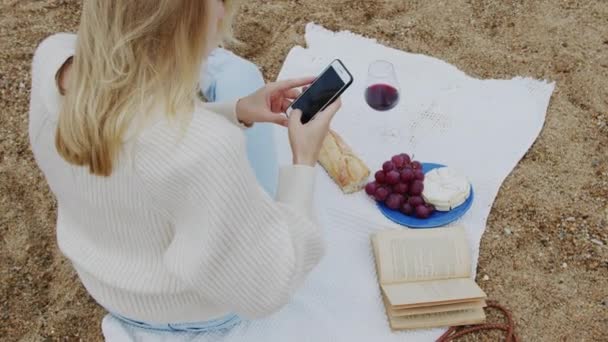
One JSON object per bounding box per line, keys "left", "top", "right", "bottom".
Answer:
{"left": 436, "top": 301, "right": 519, "bottom": 342}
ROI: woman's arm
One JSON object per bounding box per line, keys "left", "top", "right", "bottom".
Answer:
{"left": 201, "top": 101, "right": 253, "bottom": 128}
{"left": 134, "top": 76, "right": 341, "bottom": 318}
{"left": 134, "top": 115, "right": 323, "bottom": 319}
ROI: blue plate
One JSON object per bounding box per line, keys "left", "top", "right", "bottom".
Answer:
{"left": 377, "top": 163, "right": 473, "bottom": 229}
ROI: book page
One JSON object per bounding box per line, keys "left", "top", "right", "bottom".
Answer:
{"left": 387, "top": 299, "right": 486, "bottom": 317}
{"left": 381, "top": 278, "right": 486, "bottom": 308}
{"left": 388, "top": 307, "right": 486, "bottom": 330}
{"left": 372, "top": 225, "right": 470, "bottom": 284}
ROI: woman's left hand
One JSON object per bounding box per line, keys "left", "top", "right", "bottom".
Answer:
{"left": 236, "top": 76, "right": 315, "bottom": 127}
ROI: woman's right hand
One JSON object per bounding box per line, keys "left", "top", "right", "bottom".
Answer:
{"left": 288, "top": 99, "right": 342, "bottom": 166}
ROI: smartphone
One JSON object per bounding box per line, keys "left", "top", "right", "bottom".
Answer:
{"left": 287, "top": 59, "right": 354, "bottom": 124}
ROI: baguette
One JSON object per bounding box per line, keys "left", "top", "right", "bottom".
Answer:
{"left": 318, "top": 129, "right": 370, "bottom": 193}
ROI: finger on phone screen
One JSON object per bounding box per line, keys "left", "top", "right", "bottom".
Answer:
{"left": 273, "top": 76, "right": 315, "bottom": 92}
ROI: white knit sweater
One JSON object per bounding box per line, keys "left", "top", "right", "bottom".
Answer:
{"left": 29, "top": 34, "right": 324, "bottom": 324}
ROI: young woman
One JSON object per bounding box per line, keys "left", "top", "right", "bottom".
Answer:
{"left": 29, "top": 0, "right": 340, "bottom": 333}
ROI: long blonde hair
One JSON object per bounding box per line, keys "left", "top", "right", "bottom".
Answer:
{"left": 56, "top": 0, "right": 240, "bottom": 176}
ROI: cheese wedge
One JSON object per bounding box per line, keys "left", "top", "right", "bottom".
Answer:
{"left": 422, "top": 167, "right": 471, "bottom": 211}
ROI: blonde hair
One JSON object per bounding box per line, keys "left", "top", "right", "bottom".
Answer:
{"left": 56, "top": 0, "right": 240, "bottom": 176}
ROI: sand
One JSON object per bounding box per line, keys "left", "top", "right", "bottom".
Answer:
{"left": 1, "top": 0, "right": 607, "bottom": 341}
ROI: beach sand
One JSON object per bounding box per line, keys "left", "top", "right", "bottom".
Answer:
{"left": 1, "top": 1, "right": 607, "bottom": 340}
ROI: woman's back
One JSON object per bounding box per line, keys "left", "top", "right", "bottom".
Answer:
{"left": 30, "top": 33, "right": 324, "bottom": 324}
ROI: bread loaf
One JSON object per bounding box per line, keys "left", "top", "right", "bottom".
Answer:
{"left": 318, "top": 129, "right": 370, "bottom": 193}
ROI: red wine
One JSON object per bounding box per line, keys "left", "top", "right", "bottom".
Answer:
{"left": 365, "top": 84, "right": 400, "bottom": 111}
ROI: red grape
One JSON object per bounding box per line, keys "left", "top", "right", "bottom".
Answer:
{"left": 383, "top": 161, "right": 395, "bottom": 172}
{"left": 400, "top": 203, "right": 414, "bottom": 216}
{"left": 375, "top": 170, "right": 386, "bottom": 184}
{"left": 415, "top": 205, "right": 431, "bottom": 219}
{"left": 386, "top": 170, "right": 400, "bottom": 185}
{"left": 408, "top": 196, "right": 424, "bottom": 207}
{"left": 397, "top": 194, "right": 406, "bottom": 206}
{"left": 414, "top": 169, "right": 425, "bottom": 181}
{"left": 411, "top": 161, "right": 422, "bottom": 170}
{"left": 400, "top": 169, "right": 414, "bottom": 183}
{"left": 425, "top": 203, "right": 436, "bottom": 215}
{"left": 409, "top": 180, "right": 424, "bottom": 195}
{"left": 386, "top": 194, "right": 404, "bottom": 210}
{"left": 400, "top": 153, "right": 411, "bottom": 165}
{"left": 391, "top": 155, "right": 405, "bottom": 168}
{"left": 365, "top": 182, "right": 378, "bottom": 196}
{"left": 393, "top": 182, "right": 409, "bottom": 194}
{"left": 374, "top": 187, "right": 389, "bottom": 201}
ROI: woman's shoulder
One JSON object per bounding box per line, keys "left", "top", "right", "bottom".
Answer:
{"left": 134, "top": 105, "right": 246, "bottom": 169}
{"left": 131, "top": 107, "right": 247, "bottom": 191}
{"left": 35, "top": 33, "right": 76, "bottom": 52}
{"left": 33, "top": 33, "right": 77, "bottom": 69}
{"left": 30, "top": 33, "right": 77, "bottom": 113}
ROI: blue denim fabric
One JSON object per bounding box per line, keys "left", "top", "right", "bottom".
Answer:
{"left": 201, "top": 48, "right": 278, "bottom": 196}
{"left": 110, "top": 312, "right": 241, "bottom": 333}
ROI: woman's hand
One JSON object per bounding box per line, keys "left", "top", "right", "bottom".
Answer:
{"left": 236, "top": 77, "right": 315, "bottom": 127}
{"left": 288, "top": 99, "right": 342, "bottom": 166}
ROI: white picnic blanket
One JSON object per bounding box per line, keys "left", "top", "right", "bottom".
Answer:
{"left": 102, "top": 23, "right": 555, "bottom": 342}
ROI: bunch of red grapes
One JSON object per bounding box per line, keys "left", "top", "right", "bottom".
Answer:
{"left": 365, "top": 153, "right": 435, "bottom": 219}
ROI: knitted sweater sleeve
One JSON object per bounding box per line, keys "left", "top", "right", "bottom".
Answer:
{"left": 134, "top": 112, "right": 324, "bottom": 319}
{"left": 202, "top": 101, "right": 251, "bottom": 128}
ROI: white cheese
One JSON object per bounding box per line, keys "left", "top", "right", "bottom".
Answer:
{"left": 422, "top": 167, "right": 471, "bottom": 211}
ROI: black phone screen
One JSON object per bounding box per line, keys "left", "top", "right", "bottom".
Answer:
{"left": 291, "top": 67, "right": 345, "bottom": 124}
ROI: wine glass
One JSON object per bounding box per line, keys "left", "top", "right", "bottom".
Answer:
{"left": 365, "top": 60, "right": 402, "bottom": 141}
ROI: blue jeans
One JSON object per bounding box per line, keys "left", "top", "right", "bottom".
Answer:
{"left": 110, "top": 312, "right": 241, "bottom": 333}
{"left": 201, "top": 48, "right": 278, "bottom": 196}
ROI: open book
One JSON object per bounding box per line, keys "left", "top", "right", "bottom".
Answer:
{"left": 371, "top": 225, "right": 487, "bottom": 330}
